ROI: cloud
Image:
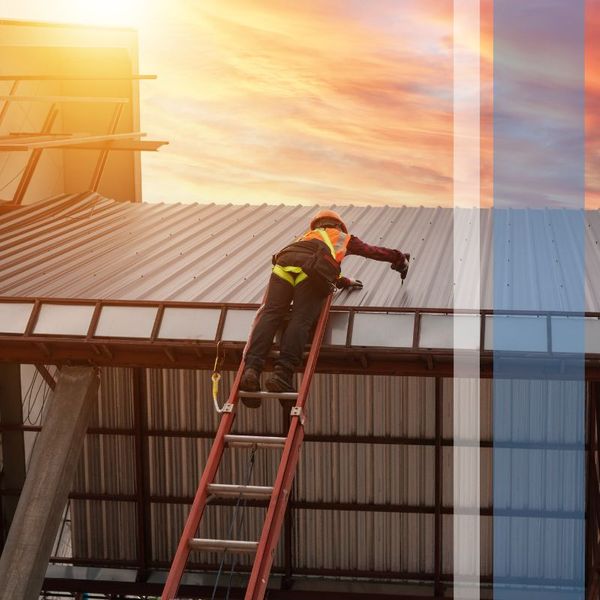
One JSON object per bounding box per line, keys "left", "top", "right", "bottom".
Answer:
{"left": 483, "top": 0, "right": 596, "bottom": 208}
{"left": 139, "top": 0, "right": 599, "bottom": 209}
{"left": 140, "top": 0, "right": 453, "bottom": 206}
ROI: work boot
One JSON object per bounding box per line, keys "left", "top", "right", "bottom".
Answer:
{"left": 239, "top": 367, "right": 261, "bottom": 408}
{"left": 265, "top": 366, "right": 296, "bottom": 410}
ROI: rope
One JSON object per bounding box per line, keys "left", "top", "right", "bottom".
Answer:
{"left": 211, "top": 341, "right": 226, "bottom": 413}
{"left": 210, "top": 446, "right": 257, "bottom": 600}
{"left": 0, "top": 166, "right": 26, "bottom": 192}
{"left": 22, "top": 368, "right": 39, "bottom": 425}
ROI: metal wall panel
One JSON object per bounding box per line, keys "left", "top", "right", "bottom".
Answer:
{"left": 72, "top": 367, "right": 445, "bottom": 577}
{"left": 73, "top": 434, "right": 136, "bottom": 496}
{"left": 71, "top": 500, "right": 137, "bottom": 562}
{"left": 297, "top": 442, "right": 434, "bottom": 505}
{"left": 92, "top": 367, "right": 134, "bottom": 429}
{"left": 68, "top": 367, "right": 583, "bottom": 582}
{"left": 151, "top": 503, "right": 280, "bottom": 568}
{"left": 294, "top": 510, "right": 435, "bottom": 574}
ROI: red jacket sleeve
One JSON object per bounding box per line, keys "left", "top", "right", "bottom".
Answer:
{"left": 346, "top": 235, "right": 404, "bottom": 264}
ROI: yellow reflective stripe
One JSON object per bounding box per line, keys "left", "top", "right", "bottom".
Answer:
{"left": 273, "top": 264, "right": 295, "bottom": 285}
{"left": 316, "top": 228, "right": 336, "bottom": 259}
{"left": 272, "top": 264, "right": 308, "bottom": 286}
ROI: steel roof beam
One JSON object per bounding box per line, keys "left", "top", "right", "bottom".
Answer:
{"left": 42, "top": 574, "right": 437, "bottom": 599}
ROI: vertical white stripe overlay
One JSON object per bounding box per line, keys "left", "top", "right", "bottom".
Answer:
{"left": 453, "top": 1, "right": 481, "bottom": 599}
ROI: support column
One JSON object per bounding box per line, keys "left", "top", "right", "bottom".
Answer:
{"left": 0, "top": 364, "right": 25, "bottom": 548}
{"left": 133, "top": 367, "right": 151, "bottom": 582}
{"left": 0, "top": 366, "right": 98, "bottom": 600}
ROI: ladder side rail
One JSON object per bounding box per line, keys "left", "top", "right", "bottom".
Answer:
{"left": 246, "top": 418, "right": 304, "bottom": 599}
{"left": 293, "top": 293, "right": 333, "bottom": 413}
{"left": 245, "top": 294, "right": 333, "bottom": 599}
{"left": 161, "top": 362, "right": 245, "bottom": 599}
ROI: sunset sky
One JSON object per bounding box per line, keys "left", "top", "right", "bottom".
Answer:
{"left": 1, "top": 1, "right": 599, "bottom": 207}
{"left": 139, "top": 0, "right": 456, "bottom": 207}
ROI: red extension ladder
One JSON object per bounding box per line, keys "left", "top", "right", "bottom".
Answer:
{"left": 161, "top": 294, "right": 333, "bottom": 599}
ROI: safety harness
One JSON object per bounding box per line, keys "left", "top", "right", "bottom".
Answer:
{"left": 272, "top": 264, "right": 308, "bottom": 286}
{"left": 272, "top": 228, "right": 341, "bottom": 287}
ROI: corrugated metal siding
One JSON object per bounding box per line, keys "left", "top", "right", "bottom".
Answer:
{"left": 3, "top": 193, "right": 600, "bottom": 310}
{"left": 69, "top": 368, "right": 586, "bottom": 581}
{"left": 70, "top": 368, "right": 459, "bottom": 577}
{"left": 294, "top": 511, "right": 435, "bottom": 573}
{"left": 71, "top": 500, "right": 138, "bottom": 562}
{"left": 74, "top": 434, "right": 136, "bottom": 497}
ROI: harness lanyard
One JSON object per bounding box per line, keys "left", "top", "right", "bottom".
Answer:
{"left": 211, "top": 341, "right": 225, "bottom": 413}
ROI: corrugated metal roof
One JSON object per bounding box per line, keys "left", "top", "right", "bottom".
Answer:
{"left": 2, "top": 192, "right": 600, "bottom": 310}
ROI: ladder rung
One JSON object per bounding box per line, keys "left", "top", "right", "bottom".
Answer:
{"left": 189, "top": 538, "right": 259, "bottom": 553}
{"left": 238, "top": 391, "right": 298, "bottom": 400}
{"left": 207, "top": 483, "right": 273, "bottom": 499}
{"left": 224, "top": 434, "right": 286, "bottom": 448}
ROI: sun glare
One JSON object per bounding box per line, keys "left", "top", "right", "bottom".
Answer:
{"left": 3, "top": 0, "right": 151, "bottom": 29}
{"left": 75, "top": 0, "right": 147, "bottom": 27}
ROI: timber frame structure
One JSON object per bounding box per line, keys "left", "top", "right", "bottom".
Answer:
{"left": 0, "top": 73, "right": 167, "bottom": 207}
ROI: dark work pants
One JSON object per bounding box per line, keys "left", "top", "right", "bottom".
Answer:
{"left": 244, "top": 272, "right": 328, "bottom": 373}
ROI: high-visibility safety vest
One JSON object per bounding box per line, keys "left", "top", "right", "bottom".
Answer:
{"left": 272, "top": 227, "right": 350, "bottom": 286}
{"left": 299, "top": 227, "right": 351, "bottom": 264}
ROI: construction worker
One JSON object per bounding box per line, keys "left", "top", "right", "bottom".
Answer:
{"left": 239, "top": 209, "right": 409, "bottom": 403}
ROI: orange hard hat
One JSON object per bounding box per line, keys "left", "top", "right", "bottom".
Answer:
{"left": 310, "top": 209, "right": 348, "bottom": 233}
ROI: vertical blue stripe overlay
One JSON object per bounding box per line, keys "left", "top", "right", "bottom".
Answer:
{"left": 494, "top": 2, "right": 585, "bottom": 599}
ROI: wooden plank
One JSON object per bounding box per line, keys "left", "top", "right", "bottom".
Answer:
{"left": 0, "top": 133, "right": 163, "bottom": 148}
{"left": 0, "top": 95, "right": 129, "bottom": 104}
{"left": 90, "top": 103, "right": 124, "bottom": 191}
{"left": 36, "top": 140, "right": 168, "bottom": 152}
{"left": 0, "top": 134, "right": 73, "bottom": 151}
{"left": 0, "top": 75, "right": 156, "bottom": 81}
{"left": 12, "top": 106, "right": 58, "bottom": 204}
{"left": 1, "top": 131, "right": 146, "bottom": 150}
{"left": 0, "top": 80, "right": 19, "bottom": 128}
{"left": 8, "top": 132, "right": 71, "bottom": 136}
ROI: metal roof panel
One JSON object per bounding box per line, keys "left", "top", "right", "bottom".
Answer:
{"left": 2, "top": 194, "right": 600, "bottom": 312}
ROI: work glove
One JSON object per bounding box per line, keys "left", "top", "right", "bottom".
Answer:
{"left": 336, "top": 277, "right": 363, "bottom": 291}
{"left": 391, "top": 252, "right": 410, "bottom": 281}
{"left": 346, "top": 278, "right": 363, "bottom": 291}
